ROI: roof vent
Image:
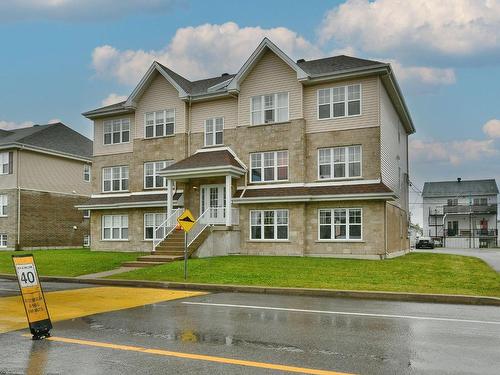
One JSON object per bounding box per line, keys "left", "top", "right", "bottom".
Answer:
{"left": 33, "top": 124, "right": 40, "bottom": 127}
{"left": 221, "top": 73, "right": 229, "bottom": 77}
{"left": 457, "top": 177, "right": 462, "bottom": 183}
{"left": 296, "top": 58, "right": 306, "bottom": 63}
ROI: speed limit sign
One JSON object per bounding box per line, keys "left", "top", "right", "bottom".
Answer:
{"left": 12, "top": 255, "right": 52, "bottom": 339}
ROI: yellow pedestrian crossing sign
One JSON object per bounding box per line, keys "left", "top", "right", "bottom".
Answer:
{"left": 177, "top": 209, "right": 196, "bottom": 232}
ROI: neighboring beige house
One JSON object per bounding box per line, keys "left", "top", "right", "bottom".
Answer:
{"left": 0, "top": 122, "right": 92, "bottom": 250}
{"left": 80, "top": 38, "right": 414, "bottom": 260}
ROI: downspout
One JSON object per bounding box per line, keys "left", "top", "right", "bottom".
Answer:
{"left": 16, "top": 149, "right": 21, "bottom": 249}
{"left": 384, "top": 202, "right": 388, "bottom": 258}
{"left": 187, "top": 98, "right": 192, "bottom": 157}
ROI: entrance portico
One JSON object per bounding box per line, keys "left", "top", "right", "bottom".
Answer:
{"left": 161, "top": 148, "right": 246, "bottom": 227}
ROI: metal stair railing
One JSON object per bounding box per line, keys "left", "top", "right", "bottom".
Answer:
{"left": 187, "top": 208, "right": 213, "bottom": 247}
{"left": 152, "top": 208, "right": 182, "bottom": 252}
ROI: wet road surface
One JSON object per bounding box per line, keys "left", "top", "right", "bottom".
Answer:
{"left": 1, "top": 279, "right": 499, "bottom": 374}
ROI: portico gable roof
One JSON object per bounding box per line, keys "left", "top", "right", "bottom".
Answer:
{"left": 160, "top": 147, "right": 247, "bottom": 179}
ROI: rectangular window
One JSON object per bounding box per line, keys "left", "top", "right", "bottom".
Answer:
{"left": 144, "top": 213, "right": 167, "bottom": 240}
{"left": 83, "top": 209, "right": 90, "bottom": 219}
{"left": 0, "top": 195, "right": 7, "bottom": 216}
{"left": 204, "top": 117, "right": 224, "bottom": 146}
{"left": 250, "top": 150, "right": 288, "bottom": 183}
{"left": 145, "top": 109, "right": 175, "bottom": 138}
{"left": 317, "top": 84, "right": 361, "bottom": 119}
{"left": 447, "top": 198, "right": 458, "bottom": 206}
{"left": 144, "top": 161, "right": 172, "bottom": 189}
{"left": 250, "top": 210, "right": 288, "bottom": 240}
{"left": 473, "top": 198, "right": 487, "bottom": 206}
{"left": 0, "top": 234, "right": 7, "bottom": 247}
{"left": 318, "top": 145, "right": 361, "bottom": 179}
{"left": 0, "top": 152, "right": 10, "bottom": 175}
{"left": 103, "top": 118, "right": 130, "bottom": 145}
{"left": 83, "top": 235, "right": 90, "bottom": 247}
{"left": 83, "top": 164, "right": 91, "bottom": 182}
{"left": 319, "top": 208, "right": 362, "bottom": 240}
{"left": 102, "top": 166, "right": 128, "bottom": 192}
{"left": 102, "top": 215, "right": 128, "bottom": 240}
{"left": 251, "top": 92, "right": 289, "bottom": 125}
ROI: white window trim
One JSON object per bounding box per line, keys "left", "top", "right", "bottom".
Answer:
{"left": 250, "top": 150, "right": 289, "bottom": 184}
{"left": 250, "top": 92, "right": 289, "bottom": 126}
{"left": 103, "top": 118, "right": 131, "bottom": 146}
{"left": 102, "top": 166, "right": 129, "bottom": 193}
{"left": 0, "top": 194, "right": 7, "bottom": 217}
{"left": 0, "top": 234, "right": 7, "bottom": 247}
{"left": 144, "top": 160, "right": 172, "bottom": 189}
{"left": 249, "top": 209, "right": 289, "bottom": 241}
{"left": 317, "top": 208, "right": 363, "bottom": 242}
{"left": 143, "top": 212, "right": 167, "bottom": 241}
{"left": 144, "top": 109, "right": 176, "bottom": 139}
{"left": 0, "top": 152, "right": 9, "bottom": 175}
{"left": 317, "top": 145, "right": 362, "bottom": 181}
{"left": 204, "top": 117, "right": 224, "bottom": 147}
{"left": 316, "top": 84, "right": 362, "bottom": 120}
{"left": 83, "top": 235, "right": 90, "bottom": 247}
{"left": 83, "top": 164, "right": 91, "bottom": 182}
{"left": 101, "top": 215, "right": 129, "bottom": 241}
{"left": 83, "top": 209, "right": 90, "bottom": 219}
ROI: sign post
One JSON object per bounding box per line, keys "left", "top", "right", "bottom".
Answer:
{"left": 12, "top": 255, "right": 52, "bottom": 340}
{"left": 177, "top": 209, "right": 196, "bottom": 281}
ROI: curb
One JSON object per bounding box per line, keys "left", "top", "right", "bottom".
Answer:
{"left": 1, "top": 273, "right": 499, "bottom": 306}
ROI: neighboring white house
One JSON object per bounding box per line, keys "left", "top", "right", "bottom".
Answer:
{"left": 422, "top": 178, "right": 498, "bottom": 248}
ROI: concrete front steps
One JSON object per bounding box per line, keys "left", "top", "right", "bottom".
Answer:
{"left": 122, "top": 228, "right": 211, "bottom": 268}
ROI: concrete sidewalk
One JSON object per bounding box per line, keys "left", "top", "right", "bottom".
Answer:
{"left": 413, "top": 248, "right": 500, "bottom": 272}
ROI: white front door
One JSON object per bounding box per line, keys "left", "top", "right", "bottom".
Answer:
{"left": 200, "top": 184, "right": 226, "bottom": 224}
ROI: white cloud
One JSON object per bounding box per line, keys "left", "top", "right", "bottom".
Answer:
{"left": 483, "top": 119, "right": 500, "bottom": 139}
{"left": 0, "top": 120, "right": 35, "bottom": 130}
{"left": 0, "top": 0, "right": 178, "bottom": 21}
{"left": 48, "top": 118, "right": 62, "bottom": 124}
{"left": 101, "top": 93, "right": 128, "bottom": 106}
{"left": 410, "top": 139, "right": 498, "bottom": 166}
{"left": 319, "top": 0, "right": 500, "bottom": 61}
{"left": 390, "top": 61, "right": 456, "bottom": 87}
{"left": 92, "top": 22, "right": 322, "bottom": 85}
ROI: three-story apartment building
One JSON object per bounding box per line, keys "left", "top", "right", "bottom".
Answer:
{"left": 80, "top": 38, "right": 414, "bottom": 259}
{"left": 0, "top": 122, "right": 92, "bottom": 249}
{"left": 423, "top": 178, "right": 498, "bottom": 248}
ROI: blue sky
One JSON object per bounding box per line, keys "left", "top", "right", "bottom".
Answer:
{"left": 1, "top": 0, "right": 499, "bottom": 225}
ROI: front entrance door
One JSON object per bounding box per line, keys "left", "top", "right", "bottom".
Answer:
{"left": 200, "top": 184, "right": 226, "bottom": 224}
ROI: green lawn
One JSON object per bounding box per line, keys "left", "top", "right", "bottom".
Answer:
{"left": 0, "top": 249, "right": 141, "bottom": 277}
{"left": 111, "top": 253, "right": 500, "bottom": 297}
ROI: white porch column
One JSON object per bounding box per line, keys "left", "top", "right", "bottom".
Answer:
{"left": 225, "top": 175, "right": 232, "bottom": 226}
{"left": 167, "top": 179, "right": 173, "bottom": 219}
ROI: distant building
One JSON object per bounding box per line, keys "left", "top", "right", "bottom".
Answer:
{"left": 0, "top": 123, "right": 92, "bottom": 250}
{"left": 422, "top": 178, "right": 498, "bottom": 248}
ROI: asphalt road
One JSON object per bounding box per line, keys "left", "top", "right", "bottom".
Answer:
{"left": 413, "top": 247, "right": 500, "bottom": 272}
{"left": 1, "top": 279, "right": 499, "bottom": 374}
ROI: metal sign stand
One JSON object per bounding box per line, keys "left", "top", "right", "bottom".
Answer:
{"left": 184, "top": 230, "right": 188, "bottom": 280}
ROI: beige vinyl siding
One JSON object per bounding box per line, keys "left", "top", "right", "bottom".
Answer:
{"left": 303, "top": 76, "right": 379, "bottom": 133}
{"left": 93, "top": 114, "right": 134, "bottom": 156}
{"left": 191, "top": 97, "right": 238, "bottom": 133}
{"left": 135, "top": 73, "right": 186, "bottom": 138}
{"left": 238, "top": 50, "right": 302, "bottom": 127}
{"left": 18, "top": 150, "right": 91, "bottom": 196}
{"left": 380, "top": 82, "right": 408, "bottom": 210}
{"left": 0, "top": 149, "right": 17, "bottom": 189}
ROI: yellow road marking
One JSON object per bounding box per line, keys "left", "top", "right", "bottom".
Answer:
{"left": 0, "top": 287, "right": 205, "bottom": 333}
{"left": 26, "top": 335, "right": 355, "bottom": 375}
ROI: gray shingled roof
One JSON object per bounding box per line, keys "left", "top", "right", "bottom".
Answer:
{"left": 0, "top": 122, "right": 92, "bottom": 159}
{"left": 163, "top": 149, "right": 245, "bottom": 171}
{"left": 297, "top": 55, "right": 386, "bottom": 76}
{"left": 422, "top": 179, "right": 499, "bottom": 197}
{"left": 84, "top": 54, "right": 386, "bottom": 116}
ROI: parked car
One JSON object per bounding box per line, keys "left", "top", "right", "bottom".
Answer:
{"left": 416, "top": 237, "right": 435, "bottom": 249}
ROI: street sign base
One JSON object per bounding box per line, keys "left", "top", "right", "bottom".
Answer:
{"left": 31, "top": 329, "right": 51, "bottom": 340}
